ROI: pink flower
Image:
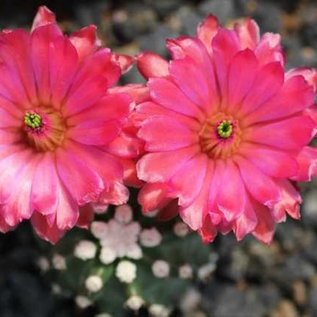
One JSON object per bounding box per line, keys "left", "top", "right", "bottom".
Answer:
{"left": 135, "top": 15, "right": 317, "bottom": 244}
{"left": 0, "top": 6, "right": 137, "bottom": 243}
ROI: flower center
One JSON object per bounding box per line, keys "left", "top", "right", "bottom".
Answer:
{"left": 24, "top": 112, "right": 43, "bottom": 130}
{"left": 23, "top": 107, "right": 66, "bottom": 152}
{"left": 217, "top": 120, "right": 233, "bottom": 139}
{"left": 199, "top": 113, "right": 241, "bottom": 159}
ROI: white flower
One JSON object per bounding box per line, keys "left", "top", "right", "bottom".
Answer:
{"left": 37, "top": 257, "right": 50, "bottom": 272}
{"left": 51, "top": 283, "right": 62, "bottom": 295}
{"left": 197, "top": 263, "right": 216, "bottom": 281}
{"left": 100, "top": 247, "right": 117, "bottom": 265}
{"left": 125, "top": 244, "right": 143, "bottom": 260}
{"left": 91, "top": 221, "right": 108, "bottom": 240}
{"left": 94, "top": 314, "right": 113, "bottom": 317}
{"left": 143, "top": 209, "right": 159, "bottom": 218}
{"left": 152, "top": 260, "right": 170, "bottom": 278}
{"left": 173, "top": 222, "right": 189, "bottom": 237}
{"left": 85, "top": 275, "right": 103, "bottom": 293}
{"left": 116, "top": 260, "right": 137, "bottom": 284}
{"left": 75, "top": 295, "right": 92, "bottom": 309}
{"left": 114, "top": 204, "right": 133, "bottom": 224}
{"left": 178, "top": 264, "right": 193, "bottom": 279}
{"left": 92, "top": 203, "right": 109, "bottom": 214}
{"left": 52, "top": 254, "right": 66, "bottom": 270}
{"left": 99, "top": 219, "right": 142, "bottom": 260}
{"left": 140, "top": 228, "right": 162, "bottom": 247}
{"left": 180, "top": 288, "right": 201, "bottom": 313}
{"left": 74, "top": 240, "right": 97, "bottom": 260}
{"left": 149, "top": 304, "right": 171, "bottom": 317}
{"left": 125, "top": 295, "right": 144, "bottom": 311}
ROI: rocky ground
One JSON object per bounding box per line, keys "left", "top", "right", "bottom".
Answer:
{"left": 1, "top": 0, "right": 317, "bottom": 316}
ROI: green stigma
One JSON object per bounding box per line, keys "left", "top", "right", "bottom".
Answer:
{"left": 217, "top": 120, "right": 233, "bottom": 139}
{"left": 24, "top": 112, "right": 42, "bottom": 130}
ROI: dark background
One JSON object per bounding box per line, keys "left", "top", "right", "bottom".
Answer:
{"left": 1, "top": 1, "right": 317, "bottom": 316}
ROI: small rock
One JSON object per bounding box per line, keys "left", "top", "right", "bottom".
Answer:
{"left": 292, "top": 280, "right": 307, "bottom": 306}
{"left": 138, "top": 25, "right": 179, "bottom": 56}
{"left": 198, "top": 0, "right": 235, "bottom": 24}
{"left": 174, "top": 6, "right": 203, "bottom": 35}
{"left": 112, "top": 4, "right": 158, "bottom": 43}
{"left": 270, "top": 300, "right": 299, "bottom": 317}
{"left": 302, "top": 190, "right": 317, "bottom": 227}
{"left": 308, "top": 286, "right": 317, "bottom": 316}
{"left": 203, "top": 283, "right": 265, "bottom": 317}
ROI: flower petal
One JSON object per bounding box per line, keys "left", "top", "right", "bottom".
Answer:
{"left": 139, "top": 116, "right": 198, "bottom": 151}
{"left": 137, "top": 145, "right": 199, "bottom": 183}
{"left": 137, "top": 52, "right": 169, "bottom": 79}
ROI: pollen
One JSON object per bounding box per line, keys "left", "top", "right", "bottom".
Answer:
{"left": 217, "top": 120, "right": 233, "bottom": 139}
{"left": 24, "top": 112, "right": 42, "bottom": 130}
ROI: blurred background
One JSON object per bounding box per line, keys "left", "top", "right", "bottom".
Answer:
{"left": 1, "top": 0, "right": 317, "bottom": 316}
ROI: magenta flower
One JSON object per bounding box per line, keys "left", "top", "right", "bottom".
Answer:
{"left": 0, "top": 6, "right": 138, "bottom": 242}
{"left": 135, "top": 15, "right": 317, "bottom": 243}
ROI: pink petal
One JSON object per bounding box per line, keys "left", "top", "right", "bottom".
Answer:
{"left": 55, "top": 181, "right": 80, "bottom": 230}
{"left": 252, "top": 203, "right": 275, "bottom": 244}
{"left": 233, "top": 197, "right": 257, "bottom": 241}
{"left": 0, "top": 30, "right": 37, "bottom": 105}
{"left": 239, "top": 62, "right": 284, "bottom": 116}
{"left": 273, "top": 180, "right": 301, "bottom": 220}
{"left": 226, "top": 49, "right": 258, "bottom": 112}
{"left": 169, "top": 57, "right": 213, "bottom": 109}
{"left": 0, "top": 108, "right": 20, "bottom": 128}
{"left": 56, "top": 149, "right": 104, "bottom": 205}
{"left": 77, "top": 204, "right": 94, "bottom": 229}
{"left": 64, "top": 49, "right": 120, "bottom": 116}
{"left": 49, "top": 36, "right": 79, "bottom": 107}
{"left": 70, "top": 25, "right": 100, "bottom": 61}
{"left": 31, "top": 6, "right": 56, "bottom": 31}
{"left": 179, "top": 162, "right": 213, "bottom": 230}
{"left": 0, "top": 149, "right": 32, "bottom": 204}
{"left": 2, "top": 156, "right": 38, "bottom": 226}
{"left": 63, "top": 74, "right": 108, "bottom": 117}
{"left": 31, "top": 23, "right": 63, "bottom": 104}
{"left": 166, "top": 36, "right": 218, "bottom": 107}
{"left": 196, "top": 14, "right": 219, "bottom": 54}
{"left": 216, "top": 161, "right": 246, "bottom": 222}
{"left": 139, "top": 116, "right": 198, "bottom": 151}
{"left": 138, "top": 183, "right": 172, "bottom": 212}
{"left": 99, "top": 182, "right": 129, "bottom": 205}
{"left": 68, "top": 93, "right": 131, "bottom": 126}
{"left": 108, "top": 84, "right": 150, "bottom": 104}
{"left": 111, "top": 53, "right": 134, "bottom": 74}
{"left": 135, "top": 101, "right": 200, "bottom": 131}
{"left": 66, "top": 141, "right": 123, "bottom": 186}
{"left": 31, "top": 153, "right": 58, "bottom": 215}
{"left": 68, "top": 119, "right": 120, "bottom": 146}
{"left": 236, "top": 157, "right": 281, "bottom": 207}
{"left": 246, "top": 115, "right": 315, "bottom": 150}
{"left": 31, "top": 212, "right": 64, "bottom": 244}
{"left": 240, "top": 145, "right": 298, "bottom": 178}
{"left": 255, "top": 32, "right": 284, "bottom": 66}
{"left": 148, "top": 77, "right": 203, "bottom": 119}
{"left": 293, "top": 146, "right": 317, "bottom": 181}
{"left": 170, "top": 154, "right": 208, "bottom": 207}
{"left": 212, "top": 29, "right": 241, "bottom": 96}
{"left": 120, "top": 158, "right": 143, "bottom": 187}
{"left": 137, "top": 52, "right": 169, "bottom": 79}
{"left": 137, "top": 145, "right": 199, "bottom": 183}
{"left": 246, "top": 75, "right": 314, "bottom": 124}
{"left": 106, "top": 128, "right": 143, "bottom": 159}
{"left": 234, "top": 18, "right": 260, "bottom": 49}
{"left": 286, "top": 68, "right": 317, "bottom": 92}
{"left": 198, "top": 214, "right": 217, "bottom": 244}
